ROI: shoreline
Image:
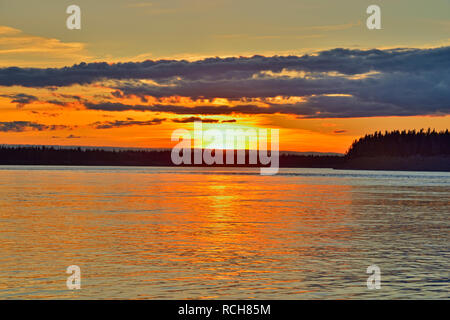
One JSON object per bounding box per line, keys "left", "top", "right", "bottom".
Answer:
{"left": 1, "top": 146, "right": 448, "bottom": 172}
{"left": 0, "top": 163, "right": 449, "bottom": 172}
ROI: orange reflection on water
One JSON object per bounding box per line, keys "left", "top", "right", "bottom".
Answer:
{"left": 0, "top": 167, "right": 448, "bottom": 299}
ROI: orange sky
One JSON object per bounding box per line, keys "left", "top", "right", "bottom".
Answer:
{"left": 1, "top": 85, "right": 449, "bottom": 153}
{"left": 0, "top": 0, "right": 449, "bottom": 153}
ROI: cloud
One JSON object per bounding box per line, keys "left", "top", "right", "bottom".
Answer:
{"left": 84, "top": 102, "right": 287, "bottom": 115}
{"left": 66, "top": 134, "right": 82, "bottom": 139}
{"left": 0, "top": 26, "right": 88, "bottom": 67}
{"left": 0, "top": 26, "right": 21, "bottom": 36}
{"left": 0, "top": 121, "right": 71, "bottom": 132}
{"left": 0, "top": 93, "right": 38, "bottom": 108}
{"left": 83, "top": 93, "right": 448, "bottom": 118}
{"left": 91, "top": 118, "right": 166, "bottom": 129}
{"left": 172, "top": 117, "right": 219, "bottom": 123}
{"left": 1, "top": 47, "right": 449, "bottom": 118}
{"left": 1, "top": 47, "right": 448, "bottom": 86}
{"left": 113, "top": 76, "right": 352, "bottom": 99}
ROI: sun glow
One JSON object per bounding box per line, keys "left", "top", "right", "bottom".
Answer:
{"left": 187, "top": 122, "right": 266, "bottom": 150}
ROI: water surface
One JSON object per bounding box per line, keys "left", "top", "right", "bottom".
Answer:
{"left": 0, "top": 166, "right": 448, "bottom": 299}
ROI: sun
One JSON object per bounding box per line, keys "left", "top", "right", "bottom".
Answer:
{"left": 188, "top": 122, "right": 273, "bottom": 151}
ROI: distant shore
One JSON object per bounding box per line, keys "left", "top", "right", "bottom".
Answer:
{"left": 335, "top": 156, "right": 450, "bottom": 172}
{"left": 0, "top": 145, "right": 449, "bottom": 172}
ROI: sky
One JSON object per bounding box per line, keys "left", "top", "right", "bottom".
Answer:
{"left": 0, "top": 0, "right": 449, "bottom": 153}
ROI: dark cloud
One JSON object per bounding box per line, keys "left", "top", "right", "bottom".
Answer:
{"left": 1, "top": 47, "right": 448, "bottom": 87}
{"left": 91, "top": 118, "right": 166, "bottom": 129}
{"left": 172, "top": 117, "right": 220, "bottom": 123}
{"left": 1, "top": 47, "right": 449, "bottom": 118}
{"left": 113, "top": 77, "right": 352, "bottom": 99}
{"left": 28, "top": 110, "right": 60, "bottom": 117}
{"left": 46, "top": 99, "right": 70, "bottom": 106}
{"left": 111, "top": 90, "right": 125, "bottom": 99}
{"left": 84, "top": 102, "right": 293, "bottom": 115}
{"left": 54, "top": 94, "right": 83, "bottom": 100}
{"left": 83, "top": 92, "right": 449, "bottom": 118}
{"left": 0, "top": 93, "right": 38, "bottom": 108}
{"left": 0, "top": 121, "right": 71, "bottom": 132}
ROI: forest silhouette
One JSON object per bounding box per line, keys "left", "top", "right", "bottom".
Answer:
{"left": 0, "top": 129, "right": 449, "bottom": 171}
{"left": 347, "top": 129, "right": 450, "bottom": 158}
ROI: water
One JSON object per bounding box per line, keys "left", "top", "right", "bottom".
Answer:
{"left": 0, "top": 166, "right": 448, "bottom": 299}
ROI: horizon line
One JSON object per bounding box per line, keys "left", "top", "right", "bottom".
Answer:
{"left": 0, "top": 144, "right": 345, "bottom": 156}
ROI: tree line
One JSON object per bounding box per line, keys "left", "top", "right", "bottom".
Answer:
{"left": 346, "top": 129, "right": 450, "bottom": 158}
{"left": 0, "top": 129, "right": 448, "bottom": 169}
{"left": 0, "top": 146, "right": 343, "bottom": 167}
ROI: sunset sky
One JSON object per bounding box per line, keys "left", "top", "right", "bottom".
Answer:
{"left": 0, "top": 0, "right": 449, "bottom": 153}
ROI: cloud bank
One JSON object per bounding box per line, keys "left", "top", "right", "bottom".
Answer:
{"left": 0, "top": 121, "right": 70, "bottom": 132}
{"left": 91, "top": 118, "right": 166, "bottom": 129}
{"left": 0, "top": 47, "right": 449, "bottom": 118}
